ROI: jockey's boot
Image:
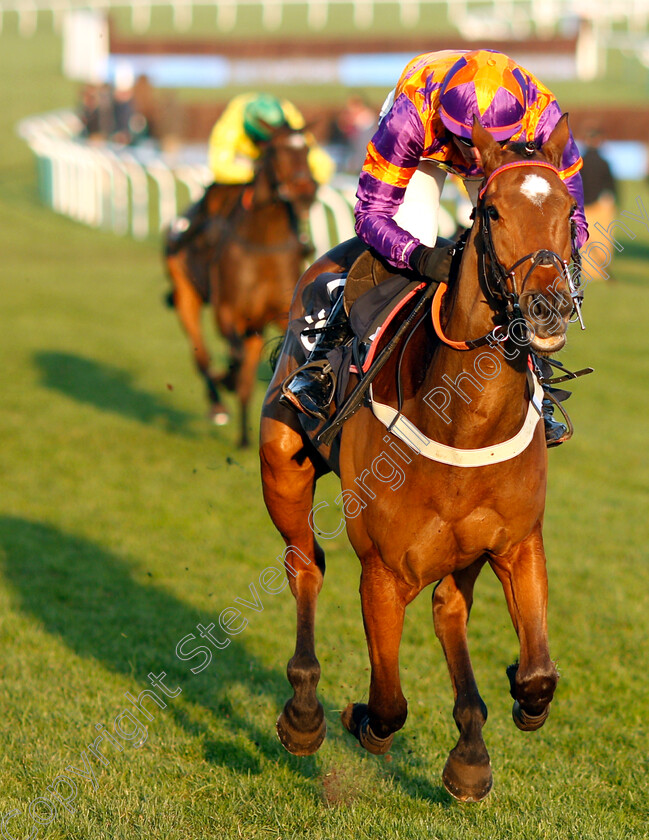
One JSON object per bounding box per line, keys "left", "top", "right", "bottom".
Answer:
{"left": 532, "top": 353, "right": 569, "bottom": 447}
{"left": 542, "top": 397, "right": 568, "bottom": 447}
{"left": 165, "top": 197, "right": 208, "bottom": 256}
{"left": 280, "top": 294, "right": 352, "bottom": 421}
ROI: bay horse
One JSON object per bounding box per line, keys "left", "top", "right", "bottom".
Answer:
{"left": 260, "top": 115, "right": 579, "bottom": 799}
{"left": 165, "top": 127, "right": 317, "bottom": 447}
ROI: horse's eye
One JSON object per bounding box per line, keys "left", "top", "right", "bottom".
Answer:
{"left": 569, "top": 204, "right": 577, "bottom": 217}
{"left": 486, "top": 205, "right": 500, "bottom": 221}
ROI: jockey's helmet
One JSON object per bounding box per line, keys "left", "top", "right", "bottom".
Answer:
{"left": 439, "top": 50, "right": 528, "bottom": 142}
{"left": 243, "top": 94, "right": 288, "bottom": 144}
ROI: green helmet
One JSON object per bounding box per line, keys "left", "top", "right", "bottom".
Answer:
{"left": 243, "top": 94, "right": 287, "bottom": 144}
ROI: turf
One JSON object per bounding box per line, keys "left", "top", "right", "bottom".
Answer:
{"left": 1, "top": 21, "right": 649, "bottom": 840}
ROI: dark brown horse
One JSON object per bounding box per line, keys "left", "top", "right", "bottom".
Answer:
{"left": 165, "top": 127, "right": 317, "bottom": 447}
{"left": 260, "top": 116, "right": 579, "bottom": 799}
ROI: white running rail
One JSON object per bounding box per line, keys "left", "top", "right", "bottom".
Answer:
{"left": 18, "top": 108, "right": 360, "bottom": 254}
{"left": 2, "top": 0, "right": 647, "bottom": 38}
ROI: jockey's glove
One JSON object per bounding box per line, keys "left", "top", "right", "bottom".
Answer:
{"left": 411, "top": 240, "right": 455, "bottom": 284}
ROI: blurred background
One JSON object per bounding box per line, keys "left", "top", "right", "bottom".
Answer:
{"left": 8, "top": 0, "right": 649, "bottom": 246}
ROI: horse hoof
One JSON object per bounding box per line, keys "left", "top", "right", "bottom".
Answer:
{"left": 341, "top": 703, "right": 394, "bottom": 755}
{"left": 442, "top": 753, "right": 493, "bottom": 802}
{"left": 512, "top": 700, "right": 550, "bottom": 731}
{"left": 210, "top": 410, "right": 229, "bottom": 426}
{"left": 276, "top": 706, "right": 326, "bottom": 756}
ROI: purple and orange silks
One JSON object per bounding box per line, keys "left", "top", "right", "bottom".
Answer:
{"left": 355, "top": 50, "right": 588, "bottom": 270}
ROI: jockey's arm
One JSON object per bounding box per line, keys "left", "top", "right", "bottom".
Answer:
{"left": 307, "top": 146, "right": 335, "bottom": 185}
{"left": 354, "top": 95, "right": 427, "bottom": 270}
{"left": 563, "top": 171, "right": 588, "bottom": 249}
{"left": 208, "top": 101, "right": 258, "bottom": 184}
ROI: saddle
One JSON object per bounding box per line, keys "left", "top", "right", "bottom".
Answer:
{"left": 290, "top": 248, "right": 439, "bottom": 466}
{"left": 166, "top": 184, "right": 250, "bottom": 302}
{"left": 343, "top": 247, "right": 401, "bottom": 313}
{"left": 292, "top": 244, "right": 592, "bottom": 463}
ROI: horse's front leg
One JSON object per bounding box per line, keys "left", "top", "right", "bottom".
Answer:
{"left": 260, "top": 412, "right": 327, "bottom": 755}
{"left": 489, "top": 525, "right": 559, "bottom": 731}
{"left": 433, "top": 558, "right": 492, "bottom": 801}
{"left": 342, "top": 553, "right": 409, "bottom": 755}
{"left": 166, "top": 256, "right": 228, "bottom": 423}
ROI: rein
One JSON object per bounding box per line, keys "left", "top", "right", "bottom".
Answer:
{"left": 367, "top": 158, "right": 583, "bottom": 466}
{"left": 431, "top": 279, "right": 506, "bottom": 351}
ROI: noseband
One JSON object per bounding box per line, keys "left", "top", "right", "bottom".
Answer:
{"left": 432, "top": 159, "right": 584, "bottom": 350}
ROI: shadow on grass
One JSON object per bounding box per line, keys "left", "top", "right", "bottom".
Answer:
{"left": 34, "top": 351, "right": 194, "bottom": 434}
{"left": 615, "top": 238, "right": 649, "bottom": 264}
{"left": 0, "top": 515, "right": 450, "bottom": 806}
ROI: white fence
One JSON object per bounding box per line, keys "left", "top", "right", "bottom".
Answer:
{"left": 18, "top": 108, "right": 359, "bottom": 254}
{"left": 2, "top": 0, "right": 649, "bottom": 38}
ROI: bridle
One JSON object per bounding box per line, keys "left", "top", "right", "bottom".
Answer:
{"left": 256, "top": 130, "right": 315, "bottom": 210}
{"left": 366, "top": 157, "right": 586, "bottom": 460}
{"left": 432, "top": 159, "right": 584, "bottom": 351}
{"left": 479, "top": 160, "right": 582, "bottom": 320}
{"left": 211, "top": 131, "right": 315, "bottom": 256}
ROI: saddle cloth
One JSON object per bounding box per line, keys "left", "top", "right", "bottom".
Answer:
{"left": 288, "top": 264, "right": 425, "bottom": 406}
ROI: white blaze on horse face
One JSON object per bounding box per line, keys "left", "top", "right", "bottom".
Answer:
{"left": 287, "top": 134, "right": 307, "bottom": 149}
{"left": 520, "top": 173, "right": 552, "bottom": 207}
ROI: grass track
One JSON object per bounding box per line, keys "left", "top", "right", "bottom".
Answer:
{"left": 1, "top": 25, "right": 649, "bottom": 840}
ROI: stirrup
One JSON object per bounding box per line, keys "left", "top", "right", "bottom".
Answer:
{"left": 543, "top": 390, "right": 573, "bottom": 447}
{"left": 281, "top": 358, "right": 333, "bottom": 390}
{"left": 280, "top": 365, "right": 335, "bottom": 421}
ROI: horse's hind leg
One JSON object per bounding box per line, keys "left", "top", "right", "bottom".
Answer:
{"left": 489, "top": 525, "right": 558, "bottom": 731}
{"left": 260, "top": 411, "right": 327, "bottom": 755}
{"left": 433, "top": 558, "right": 492, "bottom": 802}
{"left": 166, "top": 256, "right": 228, "bottom": 424}
{"left": 342, "top": 553, "right": 409, "bottom": 755}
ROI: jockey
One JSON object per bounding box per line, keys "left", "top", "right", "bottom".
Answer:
{"left": 207, "top": 92, "right": 334, "bottom": 185}
{"left": 283, "top": 49, "right": 588, "bottom": 446}
{"left": 166, "top": 92, "right": 334, "bottom": 252}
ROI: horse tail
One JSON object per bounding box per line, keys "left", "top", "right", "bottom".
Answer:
{"left": 267, "top": 334, "right": 286, "bottom": 374}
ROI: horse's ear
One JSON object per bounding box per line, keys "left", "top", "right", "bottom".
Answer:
{"left": 541, "top": 113, "right": 570, "bottom": 169}
{"left": 471, "top": 116, "right": 502, "bottom": 174}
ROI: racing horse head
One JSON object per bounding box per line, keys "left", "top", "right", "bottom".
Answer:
{"left": 254, "top": 125, "right": 318, "bottom": 220}
{"left": 471, "top": 114, "right": 579, "bottom": 355}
